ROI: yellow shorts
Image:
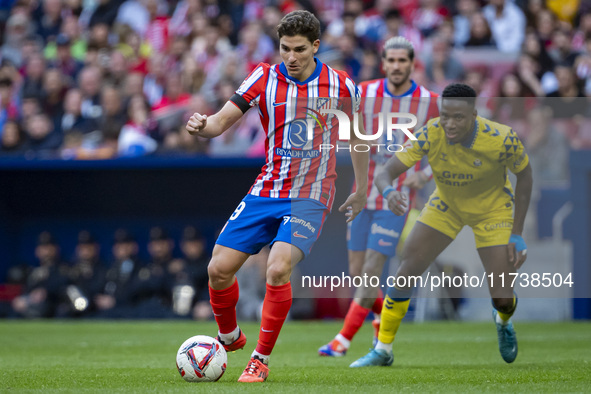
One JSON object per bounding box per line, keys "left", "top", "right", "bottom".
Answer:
{"left": 417, "top": 193, "right": 513, "bottom": 249}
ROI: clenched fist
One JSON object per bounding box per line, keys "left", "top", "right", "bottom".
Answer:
{"left": 186, "top": 113, "right": 208, "bottom": 135}
{"left": 385, "top": 190, "right": 408, "bottom": 216}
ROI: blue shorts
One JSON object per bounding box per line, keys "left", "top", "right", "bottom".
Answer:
{"left": 216, "top": 194, "right": 329, "bottom": 257}
{"left": 347, "top": 209, "right": 408, "bottom": 257}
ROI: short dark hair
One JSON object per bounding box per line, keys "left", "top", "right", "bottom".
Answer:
{"left": 342, "top": 11, "right": 357, "bottom": 20}
{"left": 385, "top": 9, "right": 401, "bottom": 20}
{"left": 442, "top": 83, "right": 477, "bottom": 106}
{"left": 0, "top": 78, "right": 13, "bottom": 88}
{"left": 277, "top": 10, "right": 321, "bottom": 44}
{"left": 554, "top": 61, "right": 573, "bottom": 70}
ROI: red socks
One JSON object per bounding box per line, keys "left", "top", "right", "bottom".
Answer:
{"left": 209, "top": 279, "right": 239, "bottom": 334}
{"left": 339, "top": 289, "right": 384, "bottom": 341}
{"left": 255, "top": 282, "right": 292, "bottom": 356}
{"left": 339, "top": 301, "right": 370, "bottom": 340}
{"left": 210, "top": 280, "right": 293, "bottom": 356}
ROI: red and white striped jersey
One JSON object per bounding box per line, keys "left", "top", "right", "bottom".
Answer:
{"left": 356, "top": 78, "right": 439, "bottom": 211}
{"left": 231, "top": 60, "right": 358, "bottom": 210}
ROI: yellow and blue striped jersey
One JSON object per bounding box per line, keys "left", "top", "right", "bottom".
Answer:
{"left": 396, "top": 116, "right": 529, "bottom": 216}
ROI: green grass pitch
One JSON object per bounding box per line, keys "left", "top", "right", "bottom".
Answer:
{"left": 1, "top": 320, "right": 590, "bottom": 392}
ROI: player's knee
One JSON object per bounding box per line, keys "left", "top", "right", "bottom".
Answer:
{"left": 348, "top": 251, "right": 365, "bottom": 278}
{"left": 400, "top": 243, "right": 422, "bottom": 264}
{"left": 364, "top": 251, "right": 387, "bottom": 277}
{"left": 266, "top": 261, "right": 291, "bottom": 286}
{"left": 397, "top": 253, "right": 427, "bottom": 278}
{"left": 492, "top": 297, "right": 515, "bottom": 314}
{"left": 207, "top": 258, "right": 233, "bottom": 285}
{"left": 354, "top": 295, "right": 376, "bottom": 309}
{"left": 395, "top": 265, "right": 415, "bottom": 283}
{"left": 349, "top": 264, "right": 362, "bottom": 279}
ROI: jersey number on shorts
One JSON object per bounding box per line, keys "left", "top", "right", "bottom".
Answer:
{"left": 229, "top": 202, "right": 246, "bottom": 220}
{"left": 429, "top": 196, "right": 449, "bottom": 212}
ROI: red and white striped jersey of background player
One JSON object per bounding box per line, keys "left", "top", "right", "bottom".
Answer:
{"left": 230, "top": 60, "right": 359, "bottom": 210}
{"left": 355, "top": 78, "right": 439, "bottom": 211}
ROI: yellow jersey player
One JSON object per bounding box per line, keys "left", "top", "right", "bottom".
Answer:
{"left": 351, "top": 83, "right": 533, "bottom": 367}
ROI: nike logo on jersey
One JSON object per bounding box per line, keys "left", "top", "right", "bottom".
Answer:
{"left": 293, "top": 231, "right": 308, "bottom": 239}
{"left": 272, "top": 101, "right": 287, "bottom": 107}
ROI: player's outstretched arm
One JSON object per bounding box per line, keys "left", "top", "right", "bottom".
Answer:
{"left": 402, "top": 164, "right": 432, "bottom": 190}
{"left": 186, "top": 101, "right": 244, "bottom": 138}
{"left": 339, "top": 114, "right": 368, "bottom": 223}
{"left": 375, "top": 155, "right": 411, "bottom": 216}
{"left": 509, "top": 162, "right": 533, "bottom": 269}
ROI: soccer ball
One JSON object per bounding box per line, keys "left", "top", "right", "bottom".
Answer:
{"left": 176, "top": 335, "right": 227, "bottom": 382}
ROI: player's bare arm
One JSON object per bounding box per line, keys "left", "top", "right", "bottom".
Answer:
{"left": 339, "top": 114, "right": 369, "bottom": 223}
{"left": 186, "top": 101, "right": 244, "bottom": 138}
{"left": 509, "top": 162, "right": 533, "bottom": 269}
{"left": 402, "top": 166, "right": 431, "bottom": 189}
{"left": 374, "top": 155, "right": 411, "bottom": 216}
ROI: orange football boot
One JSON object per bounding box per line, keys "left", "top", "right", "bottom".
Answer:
{"left": 238, "top": 357, "right": 269, "bottom": 383}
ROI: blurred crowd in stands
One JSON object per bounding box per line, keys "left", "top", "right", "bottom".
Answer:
{"left": 1, "top": 226, "right": 216, "bottom": 319}
{"left": 0, "top": 0, "right": 589, "bottom": 161}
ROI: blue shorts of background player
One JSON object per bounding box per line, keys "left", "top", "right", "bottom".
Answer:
{"left": 347, "top": 209, "right": 408, "bottom": 256}
{"left": 216, "top": 194, "right": 329, "bottom": 257}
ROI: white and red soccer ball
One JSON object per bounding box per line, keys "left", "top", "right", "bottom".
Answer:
{"left": 176, "top": 335, "right": 227, "bottom": 382}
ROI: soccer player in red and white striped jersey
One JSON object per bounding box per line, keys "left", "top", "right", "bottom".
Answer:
{"left": 319, "top": 37, "right": 439, "bottom": 358}
{"left": 234, "top": 57, "right": 358, "bottom": 207}
{"left": 186, "top": 10, "right": 368, "bottom": 382}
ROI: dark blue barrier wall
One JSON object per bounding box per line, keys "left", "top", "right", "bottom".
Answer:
{"left": 0, "top": 156, "right": 354, "bottom": 282}
{"left": 570, "top": 151, "right": 591, "bottom": 319}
